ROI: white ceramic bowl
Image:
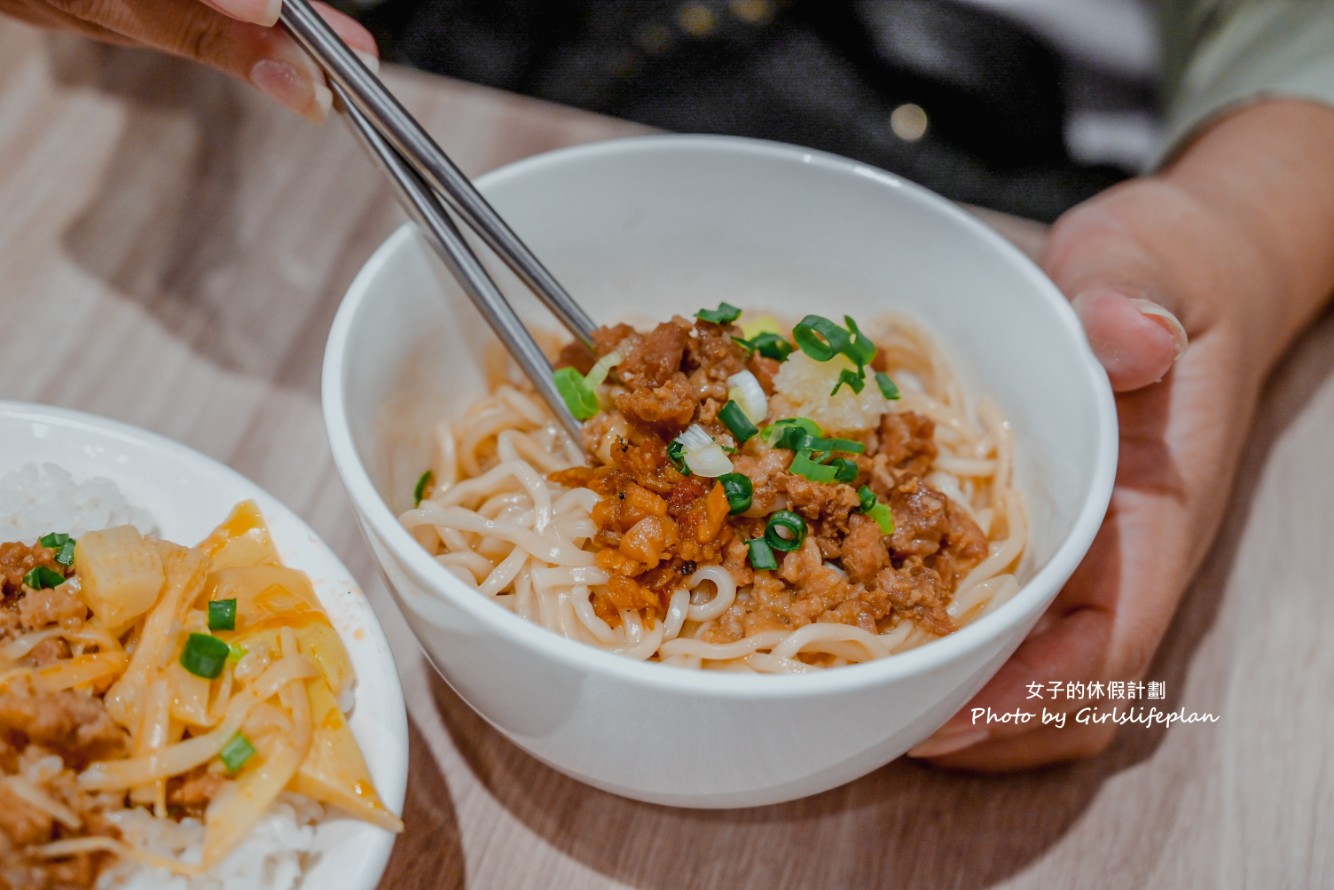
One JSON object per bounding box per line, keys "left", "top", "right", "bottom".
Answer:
{"left": 0, "top": 401, "right": 407, "bottom": 886}
{"left": 323, "top": 135, "right": 1117, "bottom": 808}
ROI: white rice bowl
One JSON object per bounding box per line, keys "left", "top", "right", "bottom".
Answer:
{"left": 0, "top": 402, "right": 406, "bottom": 890}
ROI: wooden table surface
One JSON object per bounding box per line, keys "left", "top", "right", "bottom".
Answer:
{"left": 1, "top": 21, "right": 1329, "bottom": 889}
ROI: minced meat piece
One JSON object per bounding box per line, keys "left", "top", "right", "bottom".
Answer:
{"left": 878, "top": 411, "right": 938, "bottom": 478}
{"left": 0, "top": 542, "right": 60, "bottom": 599}
{"left": 17, "top": 586, "right": 86, "bottom": 633}
{"left": 0, "top": 684, "right": 127, "bottom": 765}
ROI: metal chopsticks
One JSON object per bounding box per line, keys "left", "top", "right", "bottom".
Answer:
{"left": 278, "top": 0, "right": 594, "bottom": 442}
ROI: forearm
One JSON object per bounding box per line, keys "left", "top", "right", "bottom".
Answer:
{"left": 1156, "top": 99, "right": 1334, "bottom": 369}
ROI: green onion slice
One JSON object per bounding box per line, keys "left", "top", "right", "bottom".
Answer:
{"left": 38, "top": 533, "right": 77, "bottom": 567}
{"left": 22, "top": 565, "right": 65, "bottom": 589}
{"left": 413, "top": 470, "right": 433, "bottom": 507}
{"left": 789, "top": 451, "right": 839, "bottom": 482}
{"left": 227, "top": 643, "right": 248, "bottom": 664}
{"left": 764, "top": 510, "right": 808, "bottom": 552}
{"left": 856, "top": 485, "right": 895, "bottom": 535}
{"left": 813, "top": 436, "right": 866, "bottom": 455}
{"left": 718, "top": 400, "right": 758, "bottom": 445}
{"left": 55, "top": 540, "right": 76, "bottom": 566}
{"left": 792, "top": 315, "right": 851, "bottom": 361}
{"left": 829, "top": 457, "right": 860, "bottom": 483}
{"left": 734, "top": 332, "right": 794, "bottom": 361}
{"left": 180, "top": 633, "right": 230, "bottom": 680}
{"left": 875, "top": 372, "right": 901, "bottom": 400}
{"left": 842, "top": 315, "right": 877, "bottom": 367}
{"left": 696, "top": 302, "right": 742, "bottom": 325}
{"left": 831, "top": 367, "right": 866, "bottom": 396}
{"left": 552, "top": 366, "right": 600, "bottom": 420}
{"left": 747, "top": 537, "right": 778, "bottom": 571}
{"left": 584, "top": 351, "right": 623, "bottom": 387}
{"left": 219, "top": 732, "right": 257, "bottom": 773}
{"left": 718, "top": 473, "right": 753, "bottom": 514}
{"left": 780, "top": 431, "right": 866, "bottom": 457}
{"left": 208, "top": 598, "right": 237, "bottom": 632}
{"left": 665, "top": 439, "right": 691, "bottom": 475}
{"left": 762, "top": 417, "right": 822, "bottom": 449}
{"left": 867, "top": 502, "right": 895, "bottom": 535}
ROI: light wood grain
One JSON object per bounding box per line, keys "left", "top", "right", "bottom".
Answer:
{"left": 1, "top": 20, "right": 1330, "bottom": 889}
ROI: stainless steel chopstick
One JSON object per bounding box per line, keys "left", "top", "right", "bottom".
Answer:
{"left": 278, "top": 0, "right": 597, "bottom": 350}
{"left": 334, "top": 86, "right": 585, "bottom": 442}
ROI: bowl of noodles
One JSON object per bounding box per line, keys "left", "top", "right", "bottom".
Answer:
{"left": 0, "top": 402, "right": 406, "bottom": 887}
{"left": 323, "top": 135, "right": 1117, "bottom": 808}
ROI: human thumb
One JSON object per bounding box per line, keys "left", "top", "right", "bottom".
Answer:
{"left": 1040, "top": 194, "right": 1188, "bottom": 392}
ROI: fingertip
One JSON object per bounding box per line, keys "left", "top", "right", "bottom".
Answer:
{"left": 202, "top": 0, "right": 282, "bottom": 27}
{"left": 907, "top": 727, "right": 989, "bottom": 759}
{"left": 1072, "top": 289, "right": 1185, "bottom": 391}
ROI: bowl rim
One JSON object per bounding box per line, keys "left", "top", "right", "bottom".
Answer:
{"left": 0, "top": 399, "right": 408, "bottom": 885}
{"left": 322, "top": 133, "right": 1118, "bottom": 699}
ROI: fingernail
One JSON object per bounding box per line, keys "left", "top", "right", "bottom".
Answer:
{"left": 211, "top": 0, "right": 281, "bottom": 26}
{"left": 354, "top": 50, "right": 381, "bottom": 74}
{"left": 1130, "top": 299, "right": 1188, "bottom": 360}
{"left": 250, "top": 59, "right": 331, "bottom": 122}
{"left": 907, "top": 727, "right": 989, "bottom": 759}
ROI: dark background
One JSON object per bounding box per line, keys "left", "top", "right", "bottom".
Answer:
{"left": 342, "top": 0, "right": 1141, "bottom": 222}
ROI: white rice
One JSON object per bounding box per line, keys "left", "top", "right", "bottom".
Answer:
{"left": 0, "top": 462, "right": 156, "bottom": 541}
{"left": 97, "top": 794, "right": 324, "bottom": 890}
{"left": 2, "top": 463, "right": 325, "bottom": 889}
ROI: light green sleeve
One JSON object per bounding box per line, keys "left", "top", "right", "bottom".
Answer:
{"left": 1154, "top": 0, "right": 1334, "bottom": 166}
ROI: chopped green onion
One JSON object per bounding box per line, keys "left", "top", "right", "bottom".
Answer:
{"left": 875, "top": 372, "right": 901, "bottom": 400}
{"left": 665, "top": 439, "right": 691, "bottom": 475}
{"left": 674, "top": 424, "right": 734, "bottom": 477}
{"left": 696, "top": 302, "right": 742, "bottom": 325}
{"left": 789, "top": 451, "right": 839, "bottom": 482}
{"left": 227, "top": 643, "right": 248, "bottom": 663}
{"left": 40, "top": 534, "right": 77, "bottom": 567}
{"left": 856, "top": 485, "right": 895, "bottom": 535}
{"left": 219, "top": 732, "right": 257, "bottom": 773}
{"left": 584, "top": 351, "right": 623, "bottom": 387}
{"left": 734, "top": 332, "right": 794, "bottom": 361}
{"left": 747, "top": 537, "right": 778, "bottom": 571}
{"left": 829, "top": 457, "right": 860, "bottom": 483}
{"left": 792, "top": 315, "right": 851, "bottom": 361}
{"left": 180, "top": 633, "right": 230, "bottom": 680}
{"left": 55, "top": 540, "right": 76, "bottom": 566}
{"left": 413, "top": 470, "right": 433, "bottom": 507}
{"left": 552, "top": 366, "right": 600, "bottom": 420}
{"left": 208, "top": 598, "right": 237, "bottom": 632}
{"left": 37, "top": 533, "right": 77, "bottom": 568}
{"left": 867, "top": 502, "right": 895, "bottom": 535}
{"left": 831, "top": 367, "right": 866, "bottom": 396}
{"left": 764, "top": 510, "right": 808, "bottom": 552}
{"left": 726, "top": 370, "right": 768, "bottom": 423}
{"left": 718, "top": 473, "right": 753, "bottom": 514}
{"left": 807, "top": 436, "right": 866, "bottom": 455}
{"left": 718, "top": 400, "right": 758, "bottom": 444}
{"left": 842, "top": 316, "right": 877, "bottom": 367}
{"left": 762, "top": 417, "right": 822, "bottom": 448}
{"left": 778, "top": 431, "right": 866, "bottom": 457}
{"left": 22, "top": 565, "right": 64, "bottom": 589}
